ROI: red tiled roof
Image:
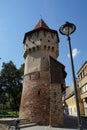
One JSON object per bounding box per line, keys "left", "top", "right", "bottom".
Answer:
{"left": 34, "top": 19, "right": 49, "bottom": 29}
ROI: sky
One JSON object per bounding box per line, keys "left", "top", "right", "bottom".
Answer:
{"left": 0, "top": 0, "right": 87, "bottom": 85}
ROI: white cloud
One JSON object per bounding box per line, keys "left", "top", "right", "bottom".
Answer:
{"left": 68, "top": 48, "right": 80, "bottom": 59}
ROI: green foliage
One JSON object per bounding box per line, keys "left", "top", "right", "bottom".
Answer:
{"left": 7, "top": 111, "right": 19, "bottom": 116}
{"left": 0, "top": 61, "right": 24, "bottom": 113}
{"left": 0, "top": 111, "right": 7, "bottom": 115}
{"left": 0, "top": 111, "right": 19, "bottom": 117}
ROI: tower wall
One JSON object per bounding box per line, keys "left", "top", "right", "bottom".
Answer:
{"left": 50, "top": 83, "right": 64, "bottom": 127}
{"left": 19, "top": 71, "right": 64, "bottom": 126}
{"left": 19, "top": 71, "right": 50, "bottom": 125}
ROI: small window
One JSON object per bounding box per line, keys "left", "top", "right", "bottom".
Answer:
{"left": 40, "top": 38, "right": 42, "bottom": 41}
{"left": 29, "top": 48, "right": 31, "bottom": 52}
{"left": 48, "top": 46, "right": 50, "bottom": 50}
{"left": 44, "top": 45, "right": 46, "bottom": 49}
{"left": 52, "top": 46, "right": 54, "bottom": 51}
{"left": 37, "top": 46, "right": 39, "bottom": 50}
{"left": 32, "top": 47, "right": 35, "bottom": 51}
{"left": 38, "top": 91, "right": 40, "bottom": 95}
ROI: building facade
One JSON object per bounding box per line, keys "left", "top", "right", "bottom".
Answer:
{"left": 19, "top": 19, "right": 66, "bottom": 127}
{"left": 77, "top": 61, "right": 87, "bottom": 115}
{"left": 64, "top": 84, "right": 84, "bottom": 116}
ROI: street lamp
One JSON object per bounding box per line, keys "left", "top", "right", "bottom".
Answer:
{"left": 59, "top": 22, "right": 82, "bottom": 130}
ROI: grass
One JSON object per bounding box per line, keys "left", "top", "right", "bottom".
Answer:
{"left": 0, "top": 111, "right": 19, "bottom": 118}
{"left": 7, "top": 111, "right": 19, "bottom": 116}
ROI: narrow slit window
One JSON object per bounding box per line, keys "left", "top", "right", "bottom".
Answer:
{"left": 38, "top": 91, "right": 40, "bottom": 95}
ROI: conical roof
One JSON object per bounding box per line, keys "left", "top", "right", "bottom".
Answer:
{"left": 34, "top": 18, "right": 49, "bottom": 29}
{"left": 23, "top": 19, "right": 59, "bottom": 43}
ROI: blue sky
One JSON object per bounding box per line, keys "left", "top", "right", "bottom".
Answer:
{"left": 0, "top": 0, "right": 87, "bottom": 85}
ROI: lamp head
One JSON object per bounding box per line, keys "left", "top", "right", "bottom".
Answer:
{"left": 59, "top": 21, "right": 76, "bottom": 36}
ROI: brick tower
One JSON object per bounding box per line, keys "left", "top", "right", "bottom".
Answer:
{"left": 19, "top": 19, "right": 66, "bottom": 127}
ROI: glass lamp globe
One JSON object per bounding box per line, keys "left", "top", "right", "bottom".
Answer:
{"left": 59, "top": 22, "right": 76, "bottom": 36}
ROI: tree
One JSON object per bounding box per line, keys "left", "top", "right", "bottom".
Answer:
{"left": 0, "top": 75, "right": 8, "bottom": 113}
{"left": 0, "top": 61, "right": 22, "bottom": 111}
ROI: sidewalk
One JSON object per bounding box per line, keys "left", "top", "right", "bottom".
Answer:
{"left": 20, "top": 125, "right": 87, "bottom": 130}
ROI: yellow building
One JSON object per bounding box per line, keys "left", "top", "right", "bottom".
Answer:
{"left": 64, "top": 84, "right": 84, "bottom": 116}
{"left": 65, "top": 85, "right": 77, "bottom": 116}
{"left": 77, "top": 61, "right": 87, "bottom": 116}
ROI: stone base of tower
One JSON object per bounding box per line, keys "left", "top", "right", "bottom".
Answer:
{"left": 19, "top": 71, "right": 50, "bottom": 125}
{"left": 19, "top": 71, "right": 63, "bottom": 126}
{"left": 19, "top": 70, "right": 64, "bottom": 127}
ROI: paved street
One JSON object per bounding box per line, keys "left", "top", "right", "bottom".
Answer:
{"left": 63, "top": 114, "right": 87, "bottom": 129}
{"left": 21, "top": 126, "right": 78, "bottom": 130}
{"left": 21, "top": 115, "right": 87, "bottom": 130}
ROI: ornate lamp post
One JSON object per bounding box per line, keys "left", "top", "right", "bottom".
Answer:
{"left": 59, "top": 22, "right": 82, "bottom": 130}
